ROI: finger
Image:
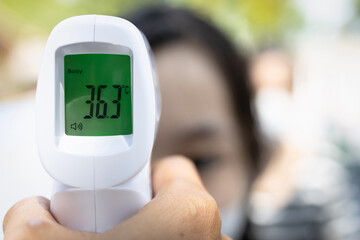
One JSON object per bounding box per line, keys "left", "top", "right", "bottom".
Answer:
{"left": 222, "top": 235, "right": 232, "bottom": 240}
{"left": 102, "top": 155, "right": 222, "bottom": 240}
{"left": 152, "top": 155, "right": 205, "bottom": 194}
{"left": 3, "top": 196, "right": 96, "bottom": 240}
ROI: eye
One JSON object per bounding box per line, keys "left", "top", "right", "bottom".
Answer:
{"left": 191, "top": 156, "right": 218, "bottom": 172}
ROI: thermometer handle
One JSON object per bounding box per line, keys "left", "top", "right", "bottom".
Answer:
{"left": 50, "top": 162, "right": 151, "bottom": 233}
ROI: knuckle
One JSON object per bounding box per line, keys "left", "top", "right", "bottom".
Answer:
{"left": 25, "top": 219, "right": 53, "bottom": 233}
{"left": 4, "top": 219, "right": 52, "bottom": 240}
{"left": 174, "top": 184, "right": 221, "bottom": 239}
{"left": 3, "top": 197, "right": 52, "bottom": 240}
{"left": 4, "top": 197, "right": 48, "bottom": 229}
{"left": 24, "top": 219, "right": 52, "bottom": 239}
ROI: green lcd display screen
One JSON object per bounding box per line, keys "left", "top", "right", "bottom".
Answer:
{"left": 64, "top": 54, "right": 132, "bottom": 136}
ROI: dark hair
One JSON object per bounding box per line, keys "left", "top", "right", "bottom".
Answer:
{"left": 126, "top": 6, "right": 262, "bottom": 177}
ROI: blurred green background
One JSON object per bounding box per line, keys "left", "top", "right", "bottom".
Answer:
{"left": 0, "top": 0, "right": 302, "bottom": 48}
{"left": 0, "top": 0, "right": 359, "bottom": 99}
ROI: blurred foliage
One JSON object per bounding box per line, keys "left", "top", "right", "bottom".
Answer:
{"left": 0, "top": 0, "right": 302, "bottom": 48}
{"left": 171, "top": 0, "right": 302, "bottom": 47}
{"left": 355, "top": 0, "right": 360, "bottom": 16}
{"left": 0, "top": 0, "right": 151, "bottom": 32}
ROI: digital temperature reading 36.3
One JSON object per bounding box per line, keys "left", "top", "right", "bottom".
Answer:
{"left": 64, "top": 54, "right": 132, "bottom": 136}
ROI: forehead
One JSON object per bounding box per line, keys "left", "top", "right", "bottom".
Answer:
{"left": 154, "top": 42, "right": 238, "bottom": 152}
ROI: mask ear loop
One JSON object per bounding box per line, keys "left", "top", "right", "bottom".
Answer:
{"left": 220, "top": 193, "right": 248, "bottom": 239}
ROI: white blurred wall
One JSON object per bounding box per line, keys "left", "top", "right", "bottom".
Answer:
{"left": 0, "top": 94, "right": 51, "bottom": 240}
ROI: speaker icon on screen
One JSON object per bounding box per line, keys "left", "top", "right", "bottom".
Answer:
{"left": 70, "top": 122, "right": 83, "bottom": 131}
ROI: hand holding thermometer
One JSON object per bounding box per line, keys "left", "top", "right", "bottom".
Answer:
{"left": 36, "top": 15, "right": 160, "bottom": 233}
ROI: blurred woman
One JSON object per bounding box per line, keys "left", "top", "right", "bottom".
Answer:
{"left": 128, "top": 6, "right": 260, "bottom": 239}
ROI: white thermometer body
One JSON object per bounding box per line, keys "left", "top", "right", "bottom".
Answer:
{"left": 36, "top": 15, "right": 159, "bottom": 232}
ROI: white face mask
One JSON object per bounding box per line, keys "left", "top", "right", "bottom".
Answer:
{"left": 255, "top": 88, "right": 293, "bottom": 143}
{"left": 220, "top": 199, "right": 247, "bottom": 239}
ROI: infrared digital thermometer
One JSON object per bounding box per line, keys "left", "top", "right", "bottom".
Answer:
{"left": 36, "top": 15, "right": 160, "bottom": 232}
